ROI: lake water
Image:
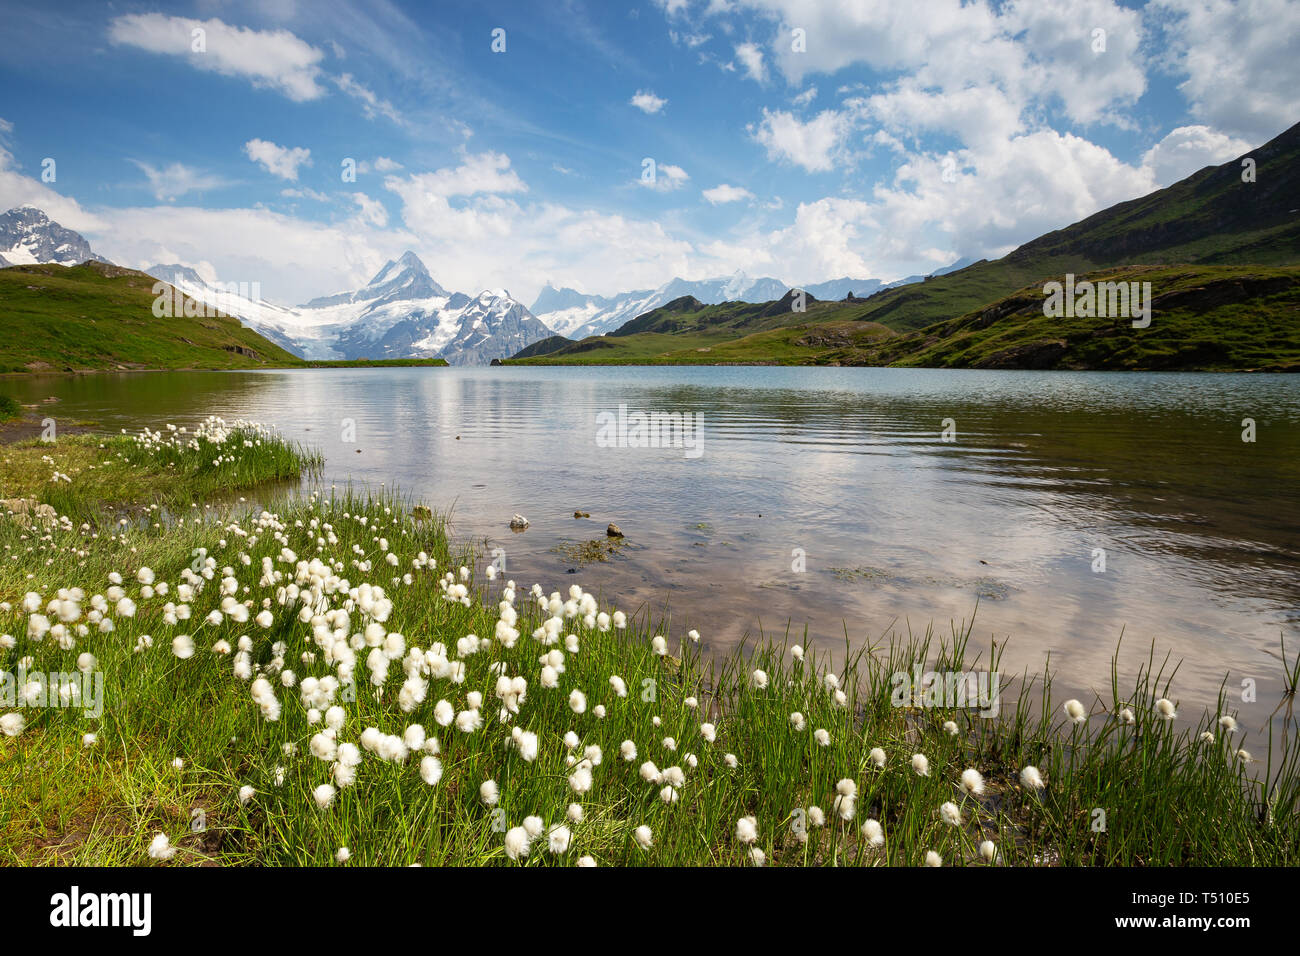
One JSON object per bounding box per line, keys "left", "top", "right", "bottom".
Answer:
{"left": 10, "top": 366, "right": 1300, "bottom": 735}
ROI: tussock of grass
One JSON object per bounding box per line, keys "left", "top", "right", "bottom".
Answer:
{"left": 1, "top": 430, "right": 1295, "bottom": 866}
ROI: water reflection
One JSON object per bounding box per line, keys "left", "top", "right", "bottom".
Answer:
{"left": 9, "top": 366, "right": 1299, "bottom": 735}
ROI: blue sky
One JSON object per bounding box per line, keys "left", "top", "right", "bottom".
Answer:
{"left": 0, "top": 0, "right": 1296, "bottom": 306}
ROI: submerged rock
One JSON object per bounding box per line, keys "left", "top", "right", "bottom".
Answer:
{"left": 606, "top": 523, "right": 623, "bottom": 538}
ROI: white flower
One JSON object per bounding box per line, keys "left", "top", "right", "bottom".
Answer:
{"left": 735, "top": 816, "right": 758, "bottom": 845}
{"left": 335, "top": 847, "right": 351, "bottom": 863}
{"left": 814, "top": 728, "right": 831, "bottom": 746}
{"left": 979, "top": 840, "right": 998, "bottom": 863}
{"left": 504, "top": 827, "right": 531, "bottom": 861}
{"left": 789, "top": 712, "right": 806, "bottom": 731}
{"left": 1118, "top": 706, "right": 1136, "bottom": 725}
{"left": 568, "top": 689, "right": 587, "bottom": 714}
{"left": 577, "top": 855, "right": 597, "bottom": 867}
{"left": 567, "top": 803, "right": 584, "bottom": 823}
{"left": 547, "top": 824, "right": 572, "bottom": 853}
{"left": 910, "top": 753, "right": 929, "bottom": 776}
{"left": 750, "top": 669, "right": 769, "bottom": 690}
{"left": 749, "top": 847, "right": 765, "bottom": 866}
{"left": 255, "top": 610, "right": 273, "bottom": 628}
{"left": 924, "top": 850, "right": 942, "bottom": 867}
{"left": 1019, "top": 765, "right": 1046, "bottom": 791}
{"left": 942, "top": 720, "right": 958, "bottom": 735}
{"left": 172, "top": 635, "right": 194, "bottom": 659}
{"left": 1063, "top": 699, "right": 1088, "bottom": 724}
{"left": 1218, "top": 715, "right": 1238, "bottom": 733}
{"left": 651, "top": 635, "right": 667, "bottom": 655}
{"left": 869, "top": 747, "right": 886, "bottom": 768}
{"left": 620, "top": 740, "right": 638, "bottom": 761}
{"left": 861, "top": 819, "right": 884, "bottom": 847}
{"left": 1, "top": 713, "right": 26, "bottom": 737}
{"left": 82, "top": 732, "right": 98, "bottom": 747}
{"left": 480, "top": 780, "right": 499, "bottom": 805}
{"left": 633, "top": 825, "right": 653, "bottom": 849}
{"left": 238, "top": 785, "right": 255, "bottom": 805}
{"left": 147, "top": 833, "right": 176, "bottom": 860}
{"left": 313, "top": 784, "right": 337, "bottom": 809}
{"left": 960, "top": 768, "right": 985, "bottom": 795}
{"left": 420, "top": 756, "right": 444, "bottom": 786}
{"left": 1155, "top": 698, "right": 1177, "bottom": 720}
{"left": 700, "top": 722, "right": 716, "bottom": 743}
{"left": 939, "top": 801, "right": 962, "bottom": 826}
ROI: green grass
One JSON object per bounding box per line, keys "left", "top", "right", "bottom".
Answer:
{"left": 0, "top": 262, "right": 307, "bottom": 373}
{"left": 1, "top": 429, "right": 1296, "bottom": 866}
{"left": 0, "top": 396, "right": 20, "bottom": 422}
{"left": 512, "top": 265, "right": 1300, "bottom": 371}
{"left": 0, "top": 419, "right": 320, "bottom": 523}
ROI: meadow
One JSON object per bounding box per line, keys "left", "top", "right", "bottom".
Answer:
{"left": 1, "top": 419, "right": 1296, "bottom": 866}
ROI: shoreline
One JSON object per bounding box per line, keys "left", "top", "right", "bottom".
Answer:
{"left": 1, "top": 418, "right": 1295, "bottom": 866}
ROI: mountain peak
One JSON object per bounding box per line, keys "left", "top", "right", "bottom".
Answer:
{"left": 1, "top": 205, "right": 107, "bottom": 267}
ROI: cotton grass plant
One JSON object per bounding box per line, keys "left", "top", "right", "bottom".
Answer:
{"left": 1, "top": 421, "right": 1297, "bottom": 866}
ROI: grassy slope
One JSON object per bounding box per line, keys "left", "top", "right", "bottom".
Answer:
{"left": 838, "top": 118, "right": 1300, "bottom": 333}
{"left": 1, "top": 431, "right": 1297, "bottom": 866}
{"left": 0, "top": 262, "right": 306, "bottom": 373}
{"left": 511, "top": 265, "right": 1300, "bottom": 371}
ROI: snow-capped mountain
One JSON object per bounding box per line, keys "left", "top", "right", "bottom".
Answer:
{"left": 0, "top": 206, "right": 108, "bottom": 268}
{"left": 530, "top": 271, "right": 917, "bottom": 338}
{"left": 144, "top": 251, "right": 553, "bottom": 365}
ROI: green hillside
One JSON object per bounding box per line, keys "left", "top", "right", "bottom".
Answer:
{"left": 836, "top": 119, "right": 1300, "bottom": 333}
{"left": 0, "top": 261, "right": 306, "bottom": 373}
{"left": 510, "top": 265, "right": 1300, "bottom": 371}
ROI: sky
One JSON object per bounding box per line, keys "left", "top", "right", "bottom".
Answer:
{"left": 0, "top": 0, "right": 1296, "bottom": 307}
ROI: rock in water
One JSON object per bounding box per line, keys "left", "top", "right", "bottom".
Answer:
{"left": 510, "top": 513, "right": 530, "bottom": 531}
{"left": 574, "top": 510, "right": 591, "bottom": 518}
{"left": 606, "top": 523, "right": 623, "bottom": 538}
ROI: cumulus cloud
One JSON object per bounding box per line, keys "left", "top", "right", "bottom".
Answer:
{"left": 637, "top": 162, "right": 690, "bottom": 191}
{"left": 630, "top": 89, "right": 668, "bottom": 114}
{"left": 702, "top": 183, "right": 754, "bottom": 204}
{"left": 734, "top": 42, "right": 767, "bottom": 83}
{"left": 1140, "top": 124, "right": 1252, "bottom": 187}
{"left": 107, "top": 13, "right": 326, "bottom": 101}
{"left": 749, "top": 108, "right": 848, "bottom": 172}
{"left": 1153, "top": 0, "right": 1300, "bottom": 142}
{"left": 244, "top": 139, "right": 312, "bottom": 181}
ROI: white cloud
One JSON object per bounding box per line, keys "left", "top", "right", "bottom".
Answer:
{"left": 732, "top": 0, "right": 1147, "bottom": 128}
{"left": 734, "top": 42, "right": 767, "bottom": 83}
{"left": 335, "top": 73, "right": 406, "bottom": 125}
{"left": 630, "top": 89, "right": 668, "bottom": 114}
{"left": 244, "top": 139, "right": 312, "bottom": 181}
{"left": 639, "top": 162, "right": 690, "bottom": 191}
{"left": 702, "top": 183, "right": 754, "bottom": 204}
{"left": 1154, "top": 0, "right": 1300, "bottom": 141}
{"left": 280, "top": 187, "right": 331, "bottom": 202}
{"left": 749, "top": 108, "right": 848, "bottom": 172}
{"left": 790, "top": 86, "right": 817, "bottom": 108}
{"left": 350, "top": 192, "right": 389, "bottom": 228}
{"left": 129, "top": 160, "right": 230, "bottom": 202}
{"left": 107, "top": 13, "right": 326, "bottom": 102}
{"left": 1140, "top": 124, "right": 1252, "bottom": 187}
